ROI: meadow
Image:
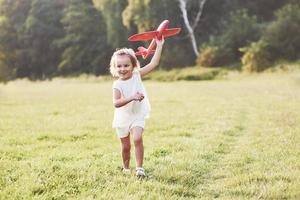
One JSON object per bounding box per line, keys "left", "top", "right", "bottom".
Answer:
{"left": 0, "top": 70, "right": 300, "bottom": 199}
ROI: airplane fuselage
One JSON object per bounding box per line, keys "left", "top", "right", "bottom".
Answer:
{"left": 144, "top": 20, "right": 169, "bottom": 59}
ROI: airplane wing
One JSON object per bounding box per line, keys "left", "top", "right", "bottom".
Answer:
{"left": 128, "top": 31, "right": 158, "bottom": 41}
{"left": 162, "top": 28, "right": 181, "bottom": 37}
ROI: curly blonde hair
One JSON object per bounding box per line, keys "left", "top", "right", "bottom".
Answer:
{"left": 109, "top": 48, "right": 140, "bottom": 77}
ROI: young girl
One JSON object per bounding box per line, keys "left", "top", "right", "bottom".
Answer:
{"left": 110, "top": 38, "right": 164, "bottom": 178}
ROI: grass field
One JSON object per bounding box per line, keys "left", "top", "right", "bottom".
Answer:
{"left": 0, "top": 71, "right": 300, "bottom": 199}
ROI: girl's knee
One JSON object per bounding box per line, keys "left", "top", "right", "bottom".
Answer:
{"left": 134, "top": 137, "right": 143, "bottom": 146}
{"left": 122, "top": 143, "right": 131, "bottom": 152}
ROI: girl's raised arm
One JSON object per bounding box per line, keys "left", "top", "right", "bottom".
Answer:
{"left": 139, "top": 38, "right": 164, "bottom": 77}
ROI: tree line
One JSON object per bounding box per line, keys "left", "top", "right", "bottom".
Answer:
{"left": 0, "top": 0, "right": 299, "bottom": 81}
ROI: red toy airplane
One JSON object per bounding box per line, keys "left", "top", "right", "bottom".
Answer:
{"left": 128, "top": 20, "right": 181, "bottom": 59}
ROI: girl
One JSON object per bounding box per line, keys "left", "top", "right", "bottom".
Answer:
{"left": 110, "top": 38, "right": 164, "bottom": 178}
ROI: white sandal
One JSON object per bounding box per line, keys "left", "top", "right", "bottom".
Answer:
{"left": 122, "top": 168, "right": 131, "bottom": 174}
{"left": 136, "top": 167, "right": 146, "bottom": 178}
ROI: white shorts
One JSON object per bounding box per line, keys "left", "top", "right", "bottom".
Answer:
{"left": 116, "top": 119, "right": 145, "bottom": 138}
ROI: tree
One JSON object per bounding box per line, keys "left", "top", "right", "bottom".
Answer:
{"left": 178, "top": 0, "right": 208, "bottom": 57}
{"left": 55, "top": 0, "right": 109, "bottom": 75}
{"left": 198, "top": 9, "right": 262, "bottom": 67}
{"left": 263, "top": 3, "right": 300, "bottom": 60}
{"left": 0, "top": 0, "right": 32, "bottom": 81}
{"left": 93, "top": 0, "right": 128, "bottom": 49}
{"left": 24, "top": 0, "right": 65, "bottom": 79}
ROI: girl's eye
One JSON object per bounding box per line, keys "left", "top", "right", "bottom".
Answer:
{"left": 124, "top": 64, "right": 129, "bottom": 67}
{"left": 117, "top": 65, "right": 121, "bottom": 68}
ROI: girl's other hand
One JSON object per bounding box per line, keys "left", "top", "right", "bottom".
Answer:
{"left": 132, "top": 92, "right": 144, "bottom": 101}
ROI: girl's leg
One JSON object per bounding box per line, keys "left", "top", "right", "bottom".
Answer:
{"left": 131, "top": 127, "right": 144, "bottom": 168}
{"left": 120, "top": 135, "right": 131, "bottom": 169}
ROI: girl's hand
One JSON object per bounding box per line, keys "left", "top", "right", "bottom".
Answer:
{"left": 131, "top": 92, "right": 144, "bottom": 101}
{"left": 155, "top": 37, "right": 165, "bottom": 47}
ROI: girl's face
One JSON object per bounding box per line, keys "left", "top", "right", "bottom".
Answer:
{"left": 115, "top": 55, "right": 134, "bottom": 80}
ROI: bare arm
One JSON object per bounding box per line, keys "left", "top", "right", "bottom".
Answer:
{"left": 113, "top": 88, "right": 144, "bottom": 108}
{"left": 139, "top": 38, "right": 165, "bottom": 77}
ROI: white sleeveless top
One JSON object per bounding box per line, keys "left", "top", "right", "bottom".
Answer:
{"left": 112, "top": 71, "right": 150, "bottom": 128}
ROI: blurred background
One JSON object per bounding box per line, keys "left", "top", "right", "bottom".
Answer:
{"left": 0, "top": 0, "right": 299, "bottom": 82}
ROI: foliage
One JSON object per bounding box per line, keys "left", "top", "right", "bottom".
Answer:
{"left": 93, "top": 0, "right": 128, "bottom": 49}
{"left": 0, "top": 16, "right": 15, "bottom": 81}
{"left": 122, "top": 0, "right": 153, "bottom": 32}
{"left": 196, "top": 46, "right": 232, "bottom": 67}
{"left": 222, "top": 9, "right": 261, "bottom": 58}
{"left": 262, "top": 3, "right": 300, "bottom": 60}
{"left": 0, "top": 0, "right": 32, "bottom": 80}
{"left": 227, "top": 0, "right": 295, "bottom": 22}
{"left": 23, "top": 0, "right": 65, "bottom": 79}
{"left": 240, "top": 40, "right": 272, "bottom": 72}
{"left": 55, "top": 0, "right": 109, "bottom": 75}
{"left": 240, "top": 3, "right": 300, "bottom": 72}
{"left": 122, "top": 0, "right": 181, "bottom": 32}
{"left": 158, "top": 42, "right": 196, "bottom": 69}
{"left": 144, "top": 66, "right": 227, "bottom": 81}
{"left": 0, "top": 59, "right": 13, "bottom": 82}
{"left": 199, "top": 9, "right": 261, "bottom": 66}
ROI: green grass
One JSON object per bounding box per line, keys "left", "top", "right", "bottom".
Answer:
{"left": 0, "top": 71, "right": 300, "bottom": 199}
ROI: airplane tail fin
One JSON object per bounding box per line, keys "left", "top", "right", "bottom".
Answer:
{"left": 135, "top": 47, "right": 155, "bottom": 59}
{"left": 135, "top": 47, "right": 148, "bottom": 59}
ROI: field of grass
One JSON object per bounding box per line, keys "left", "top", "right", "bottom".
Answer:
{"left": 0, "top": 71, "right": 300, "bottom": 199}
